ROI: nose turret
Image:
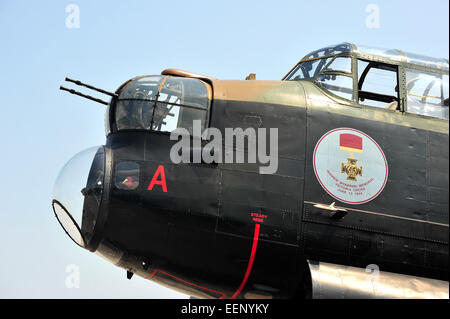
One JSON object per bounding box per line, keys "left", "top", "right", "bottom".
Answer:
{"left": 52, "top": 146, "right": 105, "bottom": 249}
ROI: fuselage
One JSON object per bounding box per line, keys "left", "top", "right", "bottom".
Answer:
{"left": 53, "top": 43, "right": 449, "bottom": 299}
{"left": 106, "top": 79, "right": 449, "bottom": 298}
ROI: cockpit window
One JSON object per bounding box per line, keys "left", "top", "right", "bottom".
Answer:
{"left": 285, "top": 55, "right": 354, "bottom": 100}
{"left": 282, "top": 42, "right": 449, "bottom": 117}
{"left": 406, "top": 70, "right": 449, "bottom": 120}
{"left": 284, "top": 43, "right": 352, "bottom": 81}
{"left": 284, "top": 57, "right": 332, "bottom": 80}
{"left": 323, "top": 57, "right": 352, "bottom": 73}
{"left": 317, "top": 74, "right": 353, "bottom": 100}
{"left": 302, "top": 43, "right": 352, "bottom": 60}
{"left": 357, "top": 60, "right": 399, "bottom": 109}
{"left": 114, "top": 76, "right": 209, "bottom": 134}
{"left": 316, "top": 56, "right": 354, "bottom": 100}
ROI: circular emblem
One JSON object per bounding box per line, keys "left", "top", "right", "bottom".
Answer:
{"left": 313, "top": 128, "right": 388, "bottom": 204}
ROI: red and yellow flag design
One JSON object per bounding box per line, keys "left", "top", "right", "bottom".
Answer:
{"left": 339, "top": 133, "right": 363, "bottom": 153}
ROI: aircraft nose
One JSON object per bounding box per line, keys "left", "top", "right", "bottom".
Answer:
{"left": 52, "top": 146, "right": 105, "bottom": 248}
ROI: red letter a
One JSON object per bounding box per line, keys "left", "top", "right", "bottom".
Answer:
{"left": 147, "top": 165, "right": 167, "bottom": 192}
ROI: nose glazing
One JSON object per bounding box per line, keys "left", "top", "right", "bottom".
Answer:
{"left": 52, "top": 146, "right": 105, "bottom": 248}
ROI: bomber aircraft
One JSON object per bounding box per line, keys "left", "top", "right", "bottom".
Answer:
{"left": 54, "top": 43, "right": 449, "bottom": 299}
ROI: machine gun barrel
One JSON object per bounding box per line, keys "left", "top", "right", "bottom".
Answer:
{"left": 59, "top": 86, "right": 109, "bottom": 105}
{"left": 65, "top": 77, "right": 118, "bottom": 98}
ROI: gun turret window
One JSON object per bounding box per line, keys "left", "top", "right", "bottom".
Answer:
{"left": 114, "top": 76, "right": 210, "bottom": 134}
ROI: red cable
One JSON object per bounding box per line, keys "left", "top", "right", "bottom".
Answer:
{"left": 231, "top": 223, "right": 261, "bottom": 299}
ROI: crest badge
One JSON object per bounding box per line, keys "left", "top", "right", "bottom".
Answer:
{"left": 313, "top": 128, "right": 388, "bottom": 205}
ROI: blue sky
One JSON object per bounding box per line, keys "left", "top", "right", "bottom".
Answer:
{"left": 0, "top": 0, "right": 448, "bottom": 298}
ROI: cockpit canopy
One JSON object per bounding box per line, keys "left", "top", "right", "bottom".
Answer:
{"left": 284, "top": 42, "right": 449, "bottom": 120}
